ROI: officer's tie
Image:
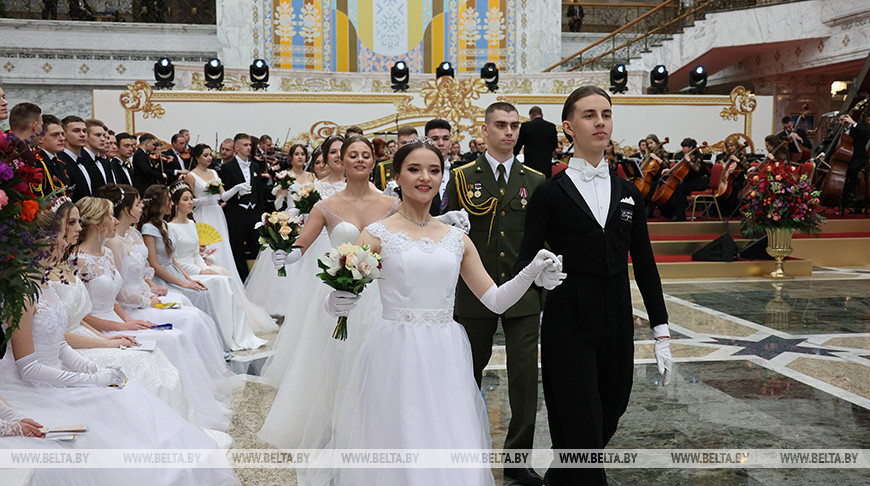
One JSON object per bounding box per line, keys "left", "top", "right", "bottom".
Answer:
{"left": 497, "top": 164, "right": 506, "bottom": 196}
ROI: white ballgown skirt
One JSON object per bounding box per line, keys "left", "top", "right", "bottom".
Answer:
{"left": 192, "top": 272, "right": 269, "bottom": 350}
{"left": 244, "top": 246, "right": 294, "bottom": 316}
{"left": 0, "top": 359, "right": 240, "bottom": 486}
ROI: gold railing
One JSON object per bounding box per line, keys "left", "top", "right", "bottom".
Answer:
{"left": 561, "top": 1, "right": 678, "bottom": 34}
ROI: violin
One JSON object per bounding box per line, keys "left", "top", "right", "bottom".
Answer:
{"left": 633, "top": 137, "right": 669, "bottom": 197}
{"left": 650, "top": 142, "right": 708, "bottom": 207}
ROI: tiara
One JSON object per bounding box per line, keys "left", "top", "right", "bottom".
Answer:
{"left": 49, "top": 195, "right": 72, "bottom": 213}
{"left": 169, "top": 181, "right": 189, "bottom": 196}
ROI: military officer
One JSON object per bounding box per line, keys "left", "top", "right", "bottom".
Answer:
{"left": 444, "top": 102, "right": 546, "bottom": 486}
{"left": 373, "top": 125, "right": 418, "bottom": 190}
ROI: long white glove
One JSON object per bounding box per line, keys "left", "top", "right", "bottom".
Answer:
{"left": 16, "top": 353, "right": 127, "bottom": 387}
{"left": 220, "top": 182, "right": 251, "bottom": 202}
{"left": 324, "top": 290, "right": 362, "bottom": 317}
{"left": 271, "top": 248, "right": 302, "bottom": 270}
{"left": 57, "top": 343, "right": 99, "bottom": 373}
{"left": 237, "top": 183, "right": 253, "bottom": 196}
{"left": 434, "top": 209, "right": 471, "bottom": 234}
{"left": 193, "top": 194, "right": 221, "bottom": 206}
{"left": 479, "top": 249, "right": 561, "bottom": 315}
{"left": 534, "top": 254, "right": 566, "bottom": 290}
{"left": 654, "top": 336, "right": 673, "bottom": 385}
{"left": 383, "top": 180, "right": 400, "bottom": 198}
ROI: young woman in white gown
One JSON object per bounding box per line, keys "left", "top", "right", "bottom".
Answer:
{"left": 258, "top": 135, "right": 397, "bottom": 453}
{"left": 70, "top": 196, "right": 239, "bottom": 431}
{"left": 330, "top": 141, "right": 564, "bottom": 486}
{"left": 245, "top": 140, "right": 343, "bottom": 316}
{"left": 168, "top": 182, "right": 275, "bottom": 345}
{"left": 183, "top": 144, "right": 243, "bottom": 285}
{"left": 0, "top": 200, "right": 240, "bottom": 486}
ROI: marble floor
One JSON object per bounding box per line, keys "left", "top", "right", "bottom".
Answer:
{"left": 226, "top": 266, "right": 870, "bottom": 485}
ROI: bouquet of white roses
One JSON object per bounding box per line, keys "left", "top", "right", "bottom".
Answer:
{"left": 272, "top": 170, "right": 296, "bottom": 194}
{"left": 256, "top": 209, "right": 303, "bottom": 277}
{"left": 291, "top": 183, "right": 321, "bottom": 215}
{"left": 204, "top": 179, "right": 223, "bottom": 195}
{"left": 316, "top": 243, "right": 382, "bottom": 340}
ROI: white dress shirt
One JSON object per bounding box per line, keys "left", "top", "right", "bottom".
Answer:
{"left": 565, "top": 157, "right": 611, "bottom": 228}
{"left": 439, "top": 159, "right": 451, "bottom": 200}
{"left": 484, "top": 151, "right": 514, "bottom": 185}
{"left": 236, "top": 155, "right": 252, "bottom": 185}
{"left": 64, "top": 148, "right": 92, "bottom": 190}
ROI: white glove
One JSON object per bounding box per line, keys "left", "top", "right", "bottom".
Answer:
{"left": 325, "top": 290, "right": 361, "bottom": 317}
{"left": 478, "top": 249, "right": 560, "bottom": 315}
{"left": 271, "top": 248, "right": 302, "bottom": 270}
{"left": 654, "top": 338, "right": 673, "bottom": 385}
{"left": 237, "top": 183, "right": 253, "bottom": 196}
{"left": 57, "top": 343, "right": 99, "bottom": 373}
{"left": 434, "top": 209, "right": 471, "bottom": 234}
{"left": 193, "top": 194, "right": 221, "bottom": 205}
{"left": 15, "top": 353, "right": 122, "bottom": 387}
{"left": 383, "top": 180, "right": 400, "bottom": 198}
{"left": 93, "top": 367, "right": 127, "bottom": 387}
{"left": 534, "top": 254, "right": 565, "bottom": 290}
{"left": 220, "top": 183, "right": 251, "bottom": 201}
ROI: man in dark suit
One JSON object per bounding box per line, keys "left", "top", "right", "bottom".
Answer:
{"left": 57, "top": 115, "right": 96, "bottom": 201}
{"left": 220, "top": 133, "right": 261, "bottom": 280}
{"left": 444, "top": 102, "right": 546, "bottom": 486}
{"left": 777, "top": 115, "right": 812, "bottom": 160}
{"left": 111, "top": 132, "right": 136, "bottom": 186}
{"left": 516, "top": 86, "right": 672, "bottom": 485}
{"left": 37, "top": 114, "right": 71, "bottom": 193}
{"left": 162, "top": 132, "right": 191, "bottom": 180}
{"left": 840, "top": 111, "right": 870, "bottom": 210}
{"left": 132, "top": 133, "right": 167, "bottom": 194}
{"left": 514, "top": 105, "right": 559, "bottom": 178}
{"left": 80, "top": 119, "right": 112, "bottom": 192}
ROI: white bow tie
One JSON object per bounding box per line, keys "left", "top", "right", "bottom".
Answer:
{"left": 571, "top": 161, "right": 609, "bottom": 181}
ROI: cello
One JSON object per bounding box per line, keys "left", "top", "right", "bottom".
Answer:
{"left": 788, "top": 105, "right": 812, "bottom": 163}
{"left": 818, "top": 96, "right": 870, "bottom": 208}
{"left": 651, "top": 142, "right": 708, "bottom": 207}
{"left": 717, "top": 141, "right": 749, "bottom": 200}
{"left": 633, "top": 136, "right": 669, "bottom": 197}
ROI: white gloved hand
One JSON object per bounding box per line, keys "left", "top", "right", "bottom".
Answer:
{"left": 193, "top": 194, "right": 221, "bottom": 205}
{"left": 220, "top": 183, "right": 245, "bottom": 202}
{"left": 654, "top": 338, "right": 673, "bottom": 385}
{"left": 534, "top": 254, "right": 565, "bottom": 290}
{"left": 57, "top": 343, "right": 99, "bottom": 374}
{"left": 271, "top": 248, "right": 302, "bottom": 270}
{"left": 479, "top": 249, "right": 560, "bottom": 315}
{"left": 93, "top": 367, "right": 127, "bottom": 387}
{"left": 523, "top": 249, "right": 560, "bottom": 278}
{"left": 237, "top": 183, "right": 253, "bottom": 196}
{"left": 325, "top": 290, "right": 361, "bottom": 317}
{"left": 383, "top": 180, "right": 400, "bottom": 198}
{"left": 434, "top": 209, "right": 471, "bottom": 234}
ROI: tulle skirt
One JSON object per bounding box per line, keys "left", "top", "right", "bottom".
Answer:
{"left": 0, "top": 359, "right": 240, "bottom": 486}
{"left": 244, "top": 247, "right": 294, "bottom": 316}
{"left": 194, "top": 200, "right": 242, "bottom": 285}
{"left": 193, "top": 272, "right": 269, "bottom": 351}
{"left": 330, "top": 315, "right": 494, "bottom": 486}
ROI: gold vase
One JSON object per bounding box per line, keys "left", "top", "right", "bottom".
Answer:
{"left": 765, "top": 227, "right": 794, "bottom": 278}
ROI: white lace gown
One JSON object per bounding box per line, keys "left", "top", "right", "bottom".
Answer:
{"left": 245, "top": 179, "right": 346, "bottom": 316}
{"left": 169, "top": 219, "right": 274, "bottom": 347}
{"left": 190, "top": 169, "right": 244, "bottom": 284}
{"left": 0, "top": 284, "right": 240, "bottom": 486}
{"left": 257, "top": 197, "right": 395, "bottom": 451}
{"left": 332, "top": 223, "right": 494, "bottom": 486}
{"left": 70, "top": 249, "right": 238, "bottom": 431}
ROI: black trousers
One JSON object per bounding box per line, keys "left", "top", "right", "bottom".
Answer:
{"left": 224, "top": 206, "right": 260, "bottom": 281}
{"left": 843, "top": 156, "right": 869, "bottom": 203}
{"left": 666, "top": 176, "right": 709, "bottom": 220}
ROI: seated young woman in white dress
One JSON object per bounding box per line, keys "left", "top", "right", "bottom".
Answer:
{"left": 328, "top": 141, "right": 565, "bottom": 486}
{"left": 70, "top": 196, "right": 239, "bottom": 431}
{"left": 0, "top": 199, "right": 240, "bottom": 486}
{"left": 167, "top": 181, "right": 272, "bottom": 348}
{"left": 138, "top": 184, "right": 234, "bottom": 352}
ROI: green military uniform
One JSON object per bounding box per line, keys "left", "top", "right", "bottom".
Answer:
{"left": 444, "top": 153, "right": 545, "bottom": 452}
{"left": 373, "top": 159, "right": 394, "bottom": 190}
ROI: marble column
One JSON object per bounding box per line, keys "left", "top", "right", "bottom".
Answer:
{"left": 516, "top": 0, "right": 562, "bottom": 73}
{"left": 215, "top": 0, "right": 258, "bottom": 68}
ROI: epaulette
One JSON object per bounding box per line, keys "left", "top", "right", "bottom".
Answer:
{"left": 522, "top": 166, "right": 543, "bottom": 176}
{"left": 455, "top": 161, "right": 476, "bottom": 172}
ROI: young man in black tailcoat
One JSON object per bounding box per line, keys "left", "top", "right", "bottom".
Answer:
{"left": 515, "top": 86, "right": 673, "bottom": 485}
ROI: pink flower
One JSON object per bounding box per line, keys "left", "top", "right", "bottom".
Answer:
{"left": 0, "top": 189, "right": 8, "bottom": 209}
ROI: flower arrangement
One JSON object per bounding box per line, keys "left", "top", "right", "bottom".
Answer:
{"left": 255, "top": 209, "right": 303, "bottom": 277}
{"left": 291, "top": 183, "right": 321, "bottom": 215}
{"left": 0, "top": 131, "right": 52, "bottom": 350}
{"left": 316, "top": 243, "right": 382, "bottom": 340}
{"left": 272, "top": 170, "right": 296, "bottom": 193}
{"left": 204, "top": 180, "right": 223, "bottom": 195}
{"left": 740, "top": 161, "right": 824, "bottom": 236}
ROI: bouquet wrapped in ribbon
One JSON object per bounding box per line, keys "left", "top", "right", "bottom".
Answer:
{"left": 290, "top": 183, "right": 321, "bottom": 216}
{"left": 204, "top": 179, "right": 223, "bottom": 195}
{"left": 256, "top": 209, "right": 303, "bottom": 277}
{"left": 316, "top": 243, "right": 382, "bottom": 340}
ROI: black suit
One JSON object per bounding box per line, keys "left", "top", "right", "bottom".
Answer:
{"left": 514, "top": 117, "right": 559, "bottom": 178}
{"left": 111, "top": 157, "right": 134, "bottom": 186}
{"left": 78, "top": 149, "right": 108, "bottom": 194}
{"left": 58, "top": 150, "right": 95, "bottom": 201}
{"left": 132, "top": 148, "right": 166, "bottom": 194}
{"left": 221, "top": 157, "right": 265, "bottom": 280}
{"left": 777, "top": 128, "right": 811, "bottom": 155}
{"left": 844, "top": 120, "right": 870, "bottom": 202}
{"left": 97, "top": 155, "right": 115, "bottom": 186}
{"left": 516, "top": 171, "right": 668, "bottom": 485}
{"left": 162, "top": 149, "right": 189, "bottom": 179}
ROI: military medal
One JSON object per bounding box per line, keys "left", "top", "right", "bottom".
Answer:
{"left": 520, "top": 187, "right": 528, "bottom": 207}
{"left": 474, "top": 183, "right": 482, "bottom": 198}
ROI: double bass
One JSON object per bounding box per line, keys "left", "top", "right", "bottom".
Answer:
{"left": 651, "top": 142, "right": 708, "bottom": 207}
{"left": 633, "top": 137, "right": 669, "bottom": 197}
{"left": 818, "top": 96, "right": 870, "bottom": 208}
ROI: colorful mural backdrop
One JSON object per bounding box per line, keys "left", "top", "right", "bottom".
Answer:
{"left": 264, "top": 0, "right": 516, "bottom": 73}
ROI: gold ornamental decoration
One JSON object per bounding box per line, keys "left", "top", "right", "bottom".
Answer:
{"left": 395, "top": 76, "right": 489, "bottom": 137}
{"left": 191, "top": 72, "right": 251, "bottom": 91}
{"left": 119, "top": 80, "right": 165, "bottom": 119}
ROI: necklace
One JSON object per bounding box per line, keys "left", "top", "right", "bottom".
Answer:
{"left": 398, "top": 209, "right": 431, "bottom": 227}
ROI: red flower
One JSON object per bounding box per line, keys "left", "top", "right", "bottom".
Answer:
{"left": 17, "top": 166, "right": 43, "bottom": 184}
{"left": 19, "top": 200, "right": 39, "bottom": 222}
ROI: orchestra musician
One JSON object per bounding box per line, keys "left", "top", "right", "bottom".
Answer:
{"left": 777, "top": 115, "right": 812, "bottom": 161}
{"left": 659, "top": 138, "right": 710, "bottom": 221}
{"left": 715, "top": 135, "right": 752, "bottom": 215}
{"left": 839, "top": 111, "right": 870, "bottom": 211}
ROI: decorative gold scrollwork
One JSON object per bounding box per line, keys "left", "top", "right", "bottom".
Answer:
{"left": 119, "top": 80, "right": 165, "bottom": 119}
{"left": 720, "top": 86, "right": 756, "bottom": 121}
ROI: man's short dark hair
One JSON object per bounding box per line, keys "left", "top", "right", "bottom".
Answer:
{"left": 9, "top": 102, "right": 42, "bottom": 131}
{"left": 139, "top": 133, "right": 157, "bottom": 143}
{"left": 680, "top": 137, "right": 697, "bottom": 149}
{"left": 397, "top": 125, "right": 418, "bottom": 138}
{"left": 424, "top": 118, "right": 451, "bottom": 135}
{"left": 234, "top": 133, "right": 250, "bottom": 144}
{"left": 260, "top": 134, "right": 272, "bottom": 143}
{"left": 42, "top": 114, "right": 61, "bottom": 129}
{"left": 781, "top": 116, "right": 792, "bottom": 124}
{"left": 561, "top": 86, "right": 611, "bottom": 122}
{"left": 107, "top": 129, "right": 115, "bottom": 136}
{"left": 529, "top": 106, "right": 543, "bottom": 118}
{"left": 171, "top": 133, "right": 183, "bottom": 144}
{"left": 484, "top": 102, "right": 518, "bottom": 123}
{"left": 61, "top": 115, "right": 84, "bottom": 130}
{"left": 116, "top": 132, "right": 135, "bottom": 144}
{"left": 84, "top": 118, "right": 105, "bottom": 132}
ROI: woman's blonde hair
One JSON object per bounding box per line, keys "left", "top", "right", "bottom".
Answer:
{"left": 75, "top": 197, "right": 114, "bottom": 235}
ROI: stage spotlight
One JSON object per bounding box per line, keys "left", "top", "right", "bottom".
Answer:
{"left": 649, "top": 65, "right": 669, "bottom": 94}
{"left": 153, "top": 57, "right": 174, "bottom": 90}
{"left": 609, "top": 64, "right": 627, "bottom": 94}
{"left": 436, "top": 61, "right": 454, "bottom": 79}
{"left": 480, "top": 62, "right": 499, "bottom": 92}
{"left": 390, "top": 61, "right": 409, "bottom": 92}
{"left": 689, "top": 65, "right": 707, "bottom": 94}
{"left": 249, "top": 59, "right": 269, "bottom": 90}
{"left": 204, "top": 58, "right": 224, "bottom": 90}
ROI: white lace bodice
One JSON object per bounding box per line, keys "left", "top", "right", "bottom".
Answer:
{"left": 106, "top": 228, "right": 155, "bottom": 309}
{"left": 191, "top": 170, "right": 222, "bottom": 207}
{"left": 366, "top": 222, "right": 464, "bottom": 324}
{"left": 314, "top": 179, "right": 346, "bottom": 200}
{"left": 51, "top": 275, "right": 93, "bottom": 332}
{"left": 70, "top": 249, "right": 123, "bottom": 320}
{"left": 316, "top": 199, "right": 399, "bottom": 247}
{"left": 30, "top": 282, "right": 73, "bottom": 368}
{"left": 168, "top": 220, "right": 207, "bottom": 276}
